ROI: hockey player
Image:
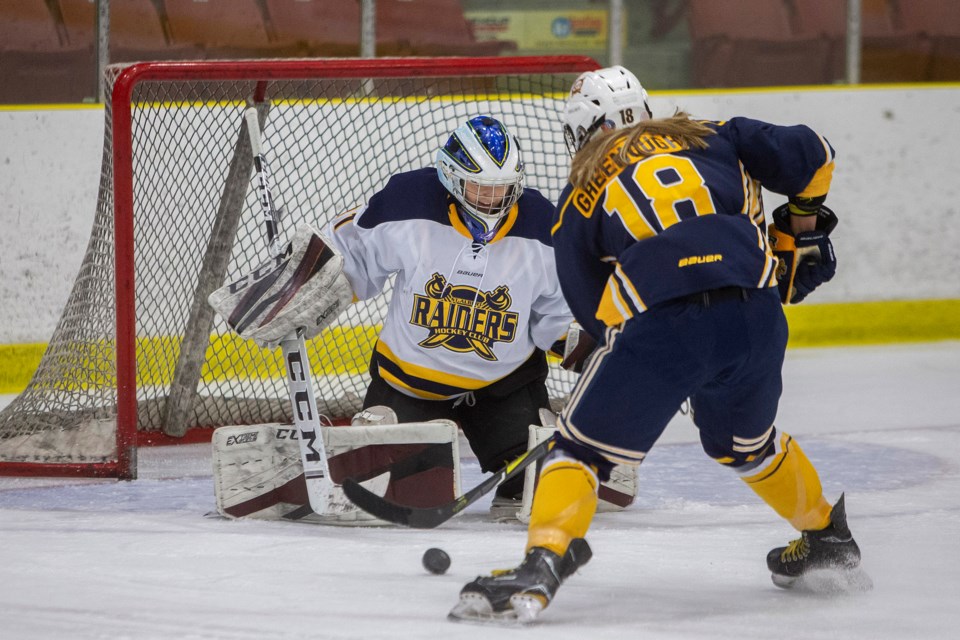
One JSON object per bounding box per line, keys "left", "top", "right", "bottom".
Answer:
{"left": 451, "top": 67, "right": 864, "bottom": 623}
{"left": 324, "top": 115, "right": 574, "bottom": 515}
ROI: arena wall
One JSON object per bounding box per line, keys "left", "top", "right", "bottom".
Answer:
{"left": 1, "top": 84, "right": 958, "bottom": 392}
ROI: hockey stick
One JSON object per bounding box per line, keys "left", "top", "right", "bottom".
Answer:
{"left": 342, "top": 436, "right": 554, "bottom": 528}
{"left": 244, "top": 106, "right": 334, "bottom": 515}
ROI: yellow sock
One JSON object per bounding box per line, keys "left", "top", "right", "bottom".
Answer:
{"left": 527, "top": 456, "right": 599, "bottom": 556}
{"left": 740, "top": 432, "right": 832, "bottom": 531}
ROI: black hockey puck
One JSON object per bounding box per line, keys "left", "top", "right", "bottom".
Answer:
{"left": 422, "top": 548, "right": 451, "bottom": 575}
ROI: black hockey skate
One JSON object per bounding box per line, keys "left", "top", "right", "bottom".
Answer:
{"left": 767, "top": 494, "right": 870, "bottom": 591}
{"left": 449, "top": 538, "right": 592, "bottom": 624}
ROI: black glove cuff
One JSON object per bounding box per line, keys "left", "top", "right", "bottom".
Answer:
{"left": 772, "top": 203, "right": 839, "bottom": 236}
{"left": 787, "top": 194, "right": 827, "bottom": 216}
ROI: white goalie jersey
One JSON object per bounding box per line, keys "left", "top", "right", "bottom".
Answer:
{"left": 324, "top": 168, "right": 572, "bottom": 400}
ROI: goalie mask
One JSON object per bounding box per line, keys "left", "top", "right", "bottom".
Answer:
{"left": 436, "top": 115, "right": 525, "bottom": 232}
{"left": 562, "top": 65, "right": 652, "bottom": 155}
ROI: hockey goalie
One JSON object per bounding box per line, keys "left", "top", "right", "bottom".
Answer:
{"left": 207, "top": 221, "right": 638, "bottom": 525}
{"left": 203, "top": 225, "right": 467, "bottom": 524}
{"left": 207, "top": 224, "right": 464, "bottom": 525}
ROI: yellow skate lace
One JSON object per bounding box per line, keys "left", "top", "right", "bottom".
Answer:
{"left": 781, "top": 536, "right": 810, "bottom": 562}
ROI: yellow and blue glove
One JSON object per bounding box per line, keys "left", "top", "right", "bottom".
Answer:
{"left": 767, "top": 204, "right": 838, "bottom": 304}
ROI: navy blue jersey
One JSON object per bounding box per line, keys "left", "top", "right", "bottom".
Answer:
{"left": 552, "top": 117, "right": 835, "bottom": 339}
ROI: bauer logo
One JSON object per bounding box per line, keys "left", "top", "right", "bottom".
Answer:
{"left": 678, "top": 254, "right": 723, "bottom": 268}
{"left": 410, "top": 273, "right": 517, "bottom": 361}
{"left": 226, "top": 431, "right": 258, "bottom": 446}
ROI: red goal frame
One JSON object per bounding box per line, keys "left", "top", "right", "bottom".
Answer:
{"left": 0, "top": 56, "right": 598, "bottom": 480}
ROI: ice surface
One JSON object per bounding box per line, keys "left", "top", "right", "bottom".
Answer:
{"left": 2, "top": 343, "right": 959, "bottom": 639}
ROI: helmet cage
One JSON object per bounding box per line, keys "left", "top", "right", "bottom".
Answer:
{"left": 437, "top": 116, "right": 525, "bottom": 228}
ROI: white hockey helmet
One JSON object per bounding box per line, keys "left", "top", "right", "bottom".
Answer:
{"left": 436, "top": 115, "right": 525, "bottom": 227}
{"left": 562, "top": 65, "right": 652, "bottom": 155}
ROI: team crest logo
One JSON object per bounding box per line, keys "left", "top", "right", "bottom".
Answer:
{"left": 410, "top": 273, "right": 518, "bottom": 361}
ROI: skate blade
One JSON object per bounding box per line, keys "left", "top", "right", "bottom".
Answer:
{"left": 488, "top": 504, "right": 522, "bottom": 523}
{"left": 489, "top": 512, "right": 521, "bottom": 524}
{"left": 772, "top": 567, "right": 874, "bottom": 594}
{"left": 508, "top": 593, "right": 546, "bottom": 623}
{"left": 447, "top": 593, "right": 544, "bottom": 625}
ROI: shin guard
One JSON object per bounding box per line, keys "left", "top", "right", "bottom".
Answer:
{"left": 526, "top": 450, "right": 599, "bottom": 556}
{"left": 739, "top": 432, "right": 832, "bottom": 531}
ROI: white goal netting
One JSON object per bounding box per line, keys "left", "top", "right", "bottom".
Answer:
{"left": 0, "top": 57, "right": 596, "bottom": 478}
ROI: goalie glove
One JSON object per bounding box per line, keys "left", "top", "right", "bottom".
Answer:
{"left": 561, "top": 323, "right": 598, "bottom": 373}
{"left": 208, "top": 225, "right": 354, "bottom": 347}
{"left": 549, "top": 323, "right": 597, "bottom": 373}
{"left": 767, "top": 204, "right": 838, "bottom": 304}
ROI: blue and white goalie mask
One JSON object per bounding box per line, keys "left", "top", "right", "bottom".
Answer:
{"left": 436, "top": 115, "right": 525, "bottom": 230}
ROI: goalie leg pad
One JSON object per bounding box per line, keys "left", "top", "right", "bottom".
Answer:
{"left": 207, "top": 224, "right": 354, "bottom": 347}
{"left": 212, "top": 420, "right": 460, "bottom": 526}
{"left": 518, "top": 424, "right": 639, "bottom": 524}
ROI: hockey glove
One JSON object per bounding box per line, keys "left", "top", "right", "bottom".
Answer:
{"left": 208, "top": 225, "right": 354, "bottom": 347}
{"left": 767, "top": 204, "right": 838, "bottom": 304}
{"left": 560, "top": 323, "right": 598, "bottom": 373}
{"left": 791, "top": 230, "right": 837, "bottom": 303}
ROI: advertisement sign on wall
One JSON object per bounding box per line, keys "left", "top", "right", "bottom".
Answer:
{"left": 466, "top": 9, "right": 609, "bottom": 51}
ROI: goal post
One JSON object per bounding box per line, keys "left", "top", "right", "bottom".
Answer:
{"left": 0, "top": 56, "right": 598, "bottom": 480}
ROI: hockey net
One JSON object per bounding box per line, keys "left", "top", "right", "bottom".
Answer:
{"left": 0, "top": 56, "right": 597, "bottom": 479}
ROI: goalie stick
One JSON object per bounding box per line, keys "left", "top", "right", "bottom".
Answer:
{"left": 342, "top": 436, "right": 554, "bottom": 528}
{"left": 244, "top": 106, "right": 334, "bottom": 515}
